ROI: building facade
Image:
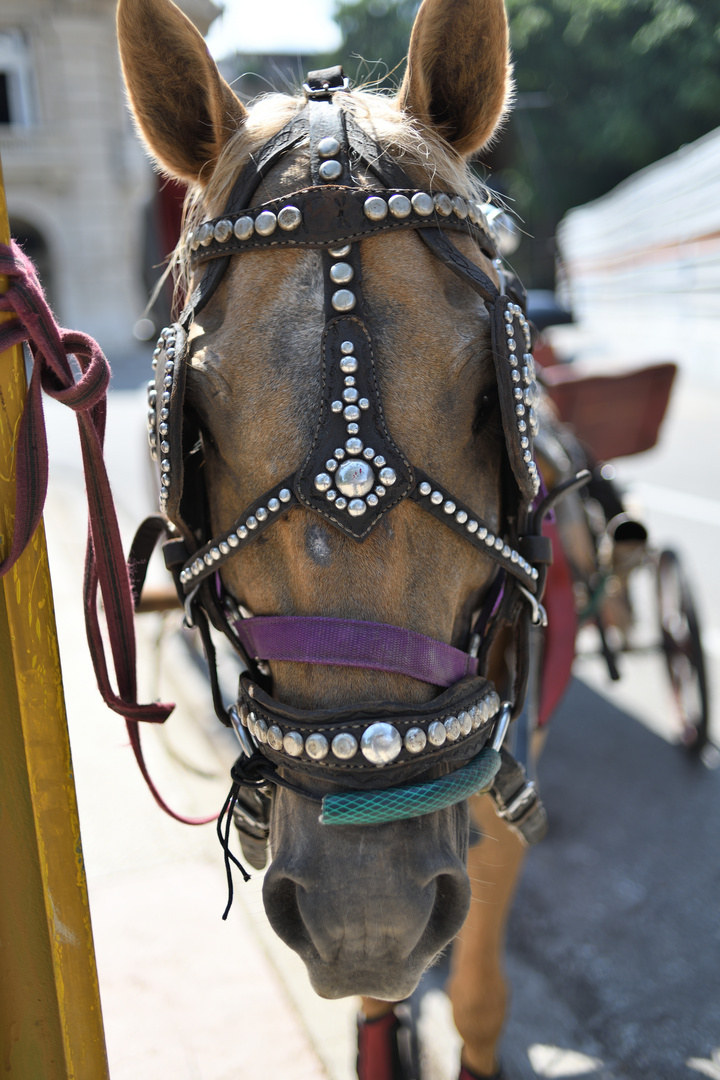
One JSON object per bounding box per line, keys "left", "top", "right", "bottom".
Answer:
{"left": 0, "top": 0, "right": 217, "bottom": 375}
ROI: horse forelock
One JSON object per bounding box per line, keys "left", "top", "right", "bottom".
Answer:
{"left": 172, "top": 88, "right": 492, "bottom": 298}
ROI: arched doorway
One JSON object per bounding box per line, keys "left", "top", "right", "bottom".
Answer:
{"left": 9, "top": 217, "right": 54, "bottom": 310}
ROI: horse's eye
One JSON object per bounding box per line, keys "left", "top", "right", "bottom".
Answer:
{"left": 473, "top": 388, "right": 499, "bottom": 436}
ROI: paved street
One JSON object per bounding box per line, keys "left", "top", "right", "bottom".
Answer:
{"left": 41, "top": 358, "right": 720, "bottom": 1080}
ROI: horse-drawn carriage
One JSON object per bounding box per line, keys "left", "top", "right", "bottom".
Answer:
{"left": 0, "top": 0, "right": 713, "bottom": 1077}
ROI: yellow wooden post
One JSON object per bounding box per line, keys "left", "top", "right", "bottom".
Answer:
{"left": 0, "top": 155, "right": 110, "bottom": 1078}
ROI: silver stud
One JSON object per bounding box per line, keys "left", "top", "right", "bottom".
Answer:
{"left": 516, "top": 404, "right": 525, "bottom": 416}
{"left": 255, "top": 717, "right": 268, "bottom": 744}
{"left": 443, "top": 500, "right": 456, "bottom": 514}
{"left": 306, "top": 733, "right": 329, "bottom": 760}
{"left": 219, "top": 541, "right": 229, "bottom": 555}
{"left": 366, "top": 493, "right": 378, "bottom": 507}
{"left": 336, "top": 459, "right": 375, "bottom": 497}
{"left": 255, "top": 211, "right": 277, "bottom": 236}
{"left": 332, "top": 732, "right": 358, "bottom": 760}
{"left": 345, "top": 437, "right": 363, "bottom": 455}
{"left": 344, "top": 376, "right": 356, "bottom": 386}
{"left": 342, "top": 386, "right": 359, "bottom": 403}
{"left": 331, "top": 400, "right": 343, "bottom": 412}
{"left": 329, "top": 244, "right": 351, "bottom": 258}
{"left": 434, "top": 193, "right": 453, "bottom": 217}
{"left": 361, "top": 722, "right": 402, "bottom": 765}
{"left": 319, "top": 159, "right": 342, "bottom": 181}
{"left": 378, "top": 467, "right": 396, "bottom": 487}
{"left": 373, "top": 456, "right": 385, "bottom": 468}
{"left": 340, "top": 341, "right": 354, "bottom": 354}
{"left": 278, "top": 205, "right": 302, "bottom": 231}
{"left": 359, "top": 398, "right": 369, "bottom": 410}
{"left": 335, "top": 496, "right": 347, "bottom": 509}
{"left": 340, "top": 355, "right": 358, "bottom": 373}
{"left": 364, "top": 196, "right": 388, "bottom": 221}
{"left": 427, "top": 721, "right": 447, "bottom": 747}
{"left": 160, "top": 441, "right": 170, "bottom": 454}
{"left": 466, "top": 520, "right": 479, "bottom": 533}
{"left": 268, "top": 497, "right": 280, "bottom": 512}
{"left": 507, "top": 339, "right": 516, "bottom": 352}
{"left": 444, "top": 716, "right": 461, "bottom": 741}
{"left": 214, "top": 219, "right": 233, "bottom": 242}
{"left": 494, "top": 537, "right": 503, "bottom": 551}
{"left": 458, "top": 711, "right": 472, "bottom": 736}
{"left": 228, "top": 533, "right": 240, "bottom": 547}
{"left": 419, "top": 482, "right": 432, "bottom": 496}
{"left": 455, "top": 510, "right": 468, "bottom": 524}
{"left": 326, "top": 489, "right": 337, "bottom": 501}
{"left": 430, "top": 490, "right": 443, "bottom": 505}
{"left": 237, "top": 525, "right": 249, "bottom": 539}
{"left": 330, "top": 262, "right": 354, "bottom": 285}
{"left": 485, "top": 533, "right": 495, "bottom": 546}
{"left": 411, "top": 192, "right": 434, "bottom": 216}
{"left": 283, "top": 731, "right": 304, "bottom": 757}
{"left": 246, "top": 516, "right": 258, "bottom": 530}
{"left": 198, "top": 222, "right": 214, "bottom": 246}
{"left": 405, "top": 727, "right": 427, "bottom": 754}
{"left": 375, "top": 485, "right": 386, "bottom": 497}
{"left": 332, "top": 289, "right": 356, "bottom": 312}
{"left": 348, "top": 499, "right": 366, "bottom": 517}
{"left": 334, "top": 448, "right": 346, "bottom": 460}
{"left": 234, "top": 216, "right": 254, "bottom": 240}
{"left": 161, "top": 458, "right": 171, "bottom": 472}
{"left": 267, "top": 725, "right": 284, "bottom": 751}
{"left": 326, "top": 459, "right": 338, "bottom": 472}
{"left": 315, "top": 472, "right": 332, "bottom": 492}
{"left": 452, "top": 196, "right": 468, "bottom": 219}
{"left": 388, "top": 194, "right": 411, "bottom": 218}
{"left": 317, "top": 135, "right": 340, "bottom": 158}
{"left": 256, "top": 506, "right": 268, "bottom": 522}
{"left": 344, "top": 405, "right": 360, "bottom": 422}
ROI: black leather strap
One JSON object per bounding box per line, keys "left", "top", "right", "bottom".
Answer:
{"left": 490, "top": 744, "right": 548, "bottom": 845}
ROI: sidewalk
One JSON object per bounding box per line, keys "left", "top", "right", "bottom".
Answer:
{"left": 43, "top": 393, "right": 359, "bottom": 1080}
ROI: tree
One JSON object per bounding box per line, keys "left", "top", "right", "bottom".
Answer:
{"left": 325, "top": 0, "right": 720, "bottom": 284}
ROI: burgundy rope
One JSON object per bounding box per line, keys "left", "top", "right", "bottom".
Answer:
{"left": 0, "top": 241, "right": 215, "bottom": 825}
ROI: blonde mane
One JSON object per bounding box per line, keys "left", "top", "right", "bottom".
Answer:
{"left": 172, "top": 88, "right": 491, "bottom": 302}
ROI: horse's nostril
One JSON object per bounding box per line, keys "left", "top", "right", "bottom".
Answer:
{"left": 262, "top": 874, "right": 312, "bottom": 955}
{"left": 425, "top": 871, "right": 472, "bottom": 955}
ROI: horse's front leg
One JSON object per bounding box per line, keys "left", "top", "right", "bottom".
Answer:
{"left": 448, "top": 793, "right": 526, "bottom": 1079}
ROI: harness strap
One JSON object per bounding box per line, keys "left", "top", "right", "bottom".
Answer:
{"left": 232, "top": 615, "right": 479, "bottom": 687}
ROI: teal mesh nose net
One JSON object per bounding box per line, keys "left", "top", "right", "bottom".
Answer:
{"left": 320, "top": 746, "right": 501, "bottom": 825}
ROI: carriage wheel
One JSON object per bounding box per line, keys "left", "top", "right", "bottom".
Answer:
{"left": 656, "top": 549, "right": 709, "bottom": 752}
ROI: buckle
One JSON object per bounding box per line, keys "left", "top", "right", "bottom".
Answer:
{"left": 303, "top": 65, "right": 350, "bottom": 100}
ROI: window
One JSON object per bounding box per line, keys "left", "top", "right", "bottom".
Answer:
{"left": 0, "top": 31, "right": 36, "bottom": 128}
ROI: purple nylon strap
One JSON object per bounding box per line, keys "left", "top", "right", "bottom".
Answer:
{"left": 233, "top": 616, "right": 478, "bottom": 687}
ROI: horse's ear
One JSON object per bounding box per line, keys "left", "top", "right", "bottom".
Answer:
{"left": 398, "top": 0, "right": 512, "bottom": 157}
{"left": 117, "top": 0, "right": 247, "bottom": 183}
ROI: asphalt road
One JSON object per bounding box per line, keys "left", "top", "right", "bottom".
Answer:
{"left": 502, "top": 677, "right": 719, "bottom": 1080}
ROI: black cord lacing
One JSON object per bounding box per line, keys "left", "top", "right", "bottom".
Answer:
{"left": 216, "top": 751, "right": 323, "bottom": 919}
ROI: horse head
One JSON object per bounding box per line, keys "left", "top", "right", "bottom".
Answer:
{"left": 118, "top": 0, "right": 547, "bottom": 1002}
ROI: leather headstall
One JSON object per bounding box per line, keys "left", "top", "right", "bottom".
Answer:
{"left": 139, "top": 67, "right": 582, "bottom": 840}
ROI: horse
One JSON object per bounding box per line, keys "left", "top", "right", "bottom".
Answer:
{"left": 117, "top": 1, "right": 575, "bottom": 1075}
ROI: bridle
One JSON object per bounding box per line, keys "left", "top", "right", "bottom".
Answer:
{"left": 136, "top": 68, "right": 586, "bottom": 849}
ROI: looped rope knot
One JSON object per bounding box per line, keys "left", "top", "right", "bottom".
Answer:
{"left": 0, "top": 240, "right": 214, "bottom": 826}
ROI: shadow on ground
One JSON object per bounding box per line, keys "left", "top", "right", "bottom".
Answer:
{"left": 499, "top": 678, "right": 720, "bottom": 1080}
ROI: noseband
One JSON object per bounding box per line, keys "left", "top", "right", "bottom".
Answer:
{"left": 138, "top": 68, "right": 584, "bottom": 841}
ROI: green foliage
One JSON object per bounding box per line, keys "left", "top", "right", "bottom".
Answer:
{"left": 324, "top": 0, "right": 720, "bottom": 282}
{"left": 506, "top": 0, "right": 720, "bottom": 227}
